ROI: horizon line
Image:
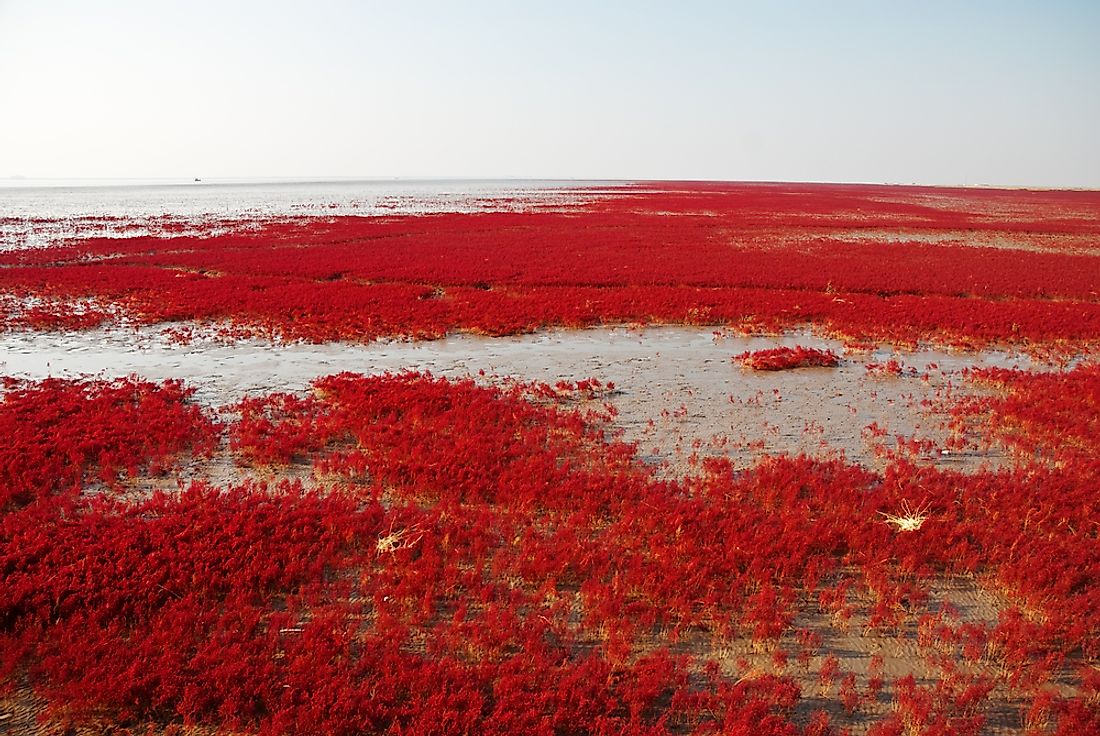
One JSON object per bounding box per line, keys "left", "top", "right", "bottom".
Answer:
{"left": 2, "top": 176, "right": 1098, "bottom": 194}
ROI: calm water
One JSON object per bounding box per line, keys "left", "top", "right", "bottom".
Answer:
{"left": 0, "top": 178, "right": 625, "bottom": 249}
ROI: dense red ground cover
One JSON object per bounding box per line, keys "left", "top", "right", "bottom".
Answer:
{"left": 2, "top": 372, "right": 1098, "bottom": 734}
{"left": 0, "top": 376, "right": 217, "bottom": 508}
{"left": 3, "top": 182, "right": 1099, "bottom": 349}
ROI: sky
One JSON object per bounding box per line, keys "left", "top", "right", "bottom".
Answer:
{"left": 1, "top": 1, "right": 1098, "bottom": 187}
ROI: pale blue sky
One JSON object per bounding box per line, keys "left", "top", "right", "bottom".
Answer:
{"left": 1, "top": 1, "right": 1098, "bottom": 186}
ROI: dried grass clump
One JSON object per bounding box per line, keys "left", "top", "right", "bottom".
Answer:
{"left": 879, "top": 500, "right": 931, "bottom": 532}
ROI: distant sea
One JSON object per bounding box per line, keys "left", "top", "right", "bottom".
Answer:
{"left": 0, "top": 178, "right": 624, "bottom": 250}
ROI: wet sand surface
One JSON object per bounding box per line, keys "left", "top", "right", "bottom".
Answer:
{"left": 1, "top": 325, "right": 1047, "bottom": 475}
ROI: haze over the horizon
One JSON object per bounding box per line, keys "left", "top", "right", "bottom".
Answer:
{"left": 2, "top": 1, "right": 1098, "bottom": 188}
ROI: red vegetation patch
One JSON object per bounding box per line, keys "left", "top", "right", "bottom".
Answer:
{"left": 3, "top": 182, "right": 1100, "bottom": 349}
{"left": 229, "top": 392, "right": 327, "bottom": 467}
{"left": 0, "top": 376, "right": 218, "bottom": 509}
{"left": 864, "top": 359, "right": 919, "bottom": 378}
{"left": 2, "top": 372, "right": 1098, "bottom": 733}
{"left": 734, "top": 346, "right": 841, "bottom": 371}
{"left": 950, "top": 363, "right": 1100, "bottom": 465}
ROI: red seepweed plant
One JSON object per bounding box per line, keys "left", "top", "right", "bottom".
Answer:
{"left": 733, "top": 346, "right": 841, "bottom": 371}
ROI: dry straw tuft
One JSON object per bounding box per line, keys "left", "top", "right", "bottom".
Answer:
{"left": 879, "top": 500, "right": 931, "bottom": 532}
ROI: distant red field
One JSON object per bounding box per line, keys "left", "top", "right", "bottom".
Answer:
{"left": 3, "top": 182, "right": 1099, "bottom": 350}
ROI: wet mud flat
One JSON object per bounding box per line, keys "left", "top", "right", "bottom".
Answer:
{"left": 0, "top": 324, "right": 1049, "bottom": 475}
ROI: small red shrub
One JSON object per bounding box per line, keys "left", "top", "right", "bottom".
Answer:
{"left": 734, "top": 346, "right": 841, "bottom": 371}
